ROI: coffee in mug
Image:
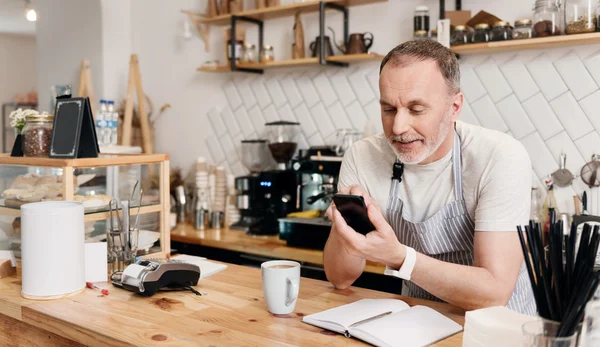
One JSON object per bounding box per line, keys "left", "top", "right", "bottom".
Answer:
{"left": 261, "top": 260, "right": 300, "bottom": 315}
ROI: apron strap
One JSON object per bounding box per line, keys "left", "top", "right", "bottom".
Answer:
{"left": 452, "top": 129, "right": 463, "bottom": 201}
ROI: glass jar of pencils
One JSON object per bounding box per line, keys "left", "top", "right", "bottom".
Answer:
{"left": 522, "top": 319, "right": 579, "bottom": 347}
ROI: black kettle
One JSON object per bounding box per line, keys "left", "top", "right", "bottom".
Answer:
{"left": 309, "top": 35, "right": 335, "bottom": 58}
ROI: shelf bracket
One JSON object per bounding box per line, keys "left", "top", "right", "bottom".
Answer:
{"left": 231, "top": 15, "right": 264, "bottom": 74}
{"left": 319, "top": 2, "right": 349, "bottom": 67}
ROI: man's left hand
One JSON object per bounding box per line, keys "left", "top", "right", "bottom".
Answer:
{"left": 329, "top": 201, "right": 406, "bottom": 269}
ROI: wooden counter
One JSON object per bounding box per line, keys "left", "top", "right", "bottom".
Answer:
{"left": 0, "top": 260, "right": 464, "bottom": 346}
{"left": 170, "top": 223, "right": 386, "bottom": 274}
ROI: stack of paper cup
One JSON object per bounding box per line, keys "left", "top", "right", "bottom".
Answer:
{"left": 213, "top": 166, "right": 227, "bottom": 212}
{"left": 462, "top": 306, "right": 537, "bottom": 347}
{"left": 195, "top": 157, "right": 210, "bottom": 193}
{"left": 226, "top": 174, "right": 240, "bottom": 225}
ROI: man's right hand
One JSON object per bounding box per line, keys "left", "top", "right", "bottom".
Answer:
{"left": 326, "top": 184, "right": 381, "bottom": 219}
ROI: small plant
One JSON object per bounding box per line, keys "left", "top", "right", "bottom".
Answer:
{"left": 9, "top": 108, "right": 38, "bottom": 134}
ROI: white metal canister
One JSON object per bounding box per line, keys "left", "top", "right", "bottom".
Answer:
{"left": 20, "top": 201, "right": 85, "bottom": 299}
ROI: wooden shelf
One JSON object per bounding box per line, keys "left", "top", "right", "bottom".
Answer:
{"left": 451, "top": 32, "right": 600, "bottom": 55}
{"left": 197, "top": 53, "right": 383, "bottom": 72}
{"left": 193, "top": 0, "right": 387, "bottom": 26}
{"left": 0, "top": 153, "right": 168, "bottom": 168}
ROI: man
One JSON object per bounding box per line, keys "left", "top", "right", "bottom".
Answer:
{"left": 323, "top": 39, "right": 536, "bottom": 315}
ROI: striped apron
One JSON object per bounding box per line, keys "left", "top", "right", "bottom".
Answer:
{"left": 385, "top": 130, "right": 537, "bottom": 315}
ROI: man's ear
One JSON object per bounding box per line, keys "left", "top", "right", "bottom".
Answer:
{"left": 450, "top": 92, "right": 464, "bottom": 122}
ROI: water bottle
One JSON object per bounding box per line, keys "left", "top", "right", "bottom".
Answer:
{"left": 107, "top": 100, "right": 118, "bottom": 145}
{"left": 96, "top": 100, "right": 107, "bottom": 146}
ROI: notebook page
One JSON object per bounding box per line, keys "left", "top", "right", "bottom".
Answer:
{"left": 350, "top": 305, "right": 462, "bottom": 347}
{"left": 303, "top": 299, "right": 409, "bottom": 330}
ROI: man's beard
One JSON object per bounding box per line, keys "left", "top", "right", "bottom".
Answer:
{"left": 386, "top": 110, "right": 452, "bottom": 164}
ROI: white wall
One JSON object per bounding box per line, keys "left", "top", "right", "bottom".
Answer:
{"left": 0, "top": 34, "right": 37, "bottom": 147}
{"left": 34, "top": 0, "right": 104, "bottom": 113}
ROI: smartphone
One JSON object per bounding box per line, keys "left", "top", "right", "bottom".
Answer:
{"left": 332, "top": 194, "right": 376, "bottom": 235}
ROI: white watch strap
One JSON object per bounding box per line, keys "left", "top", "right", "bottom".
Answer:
{"left": 384, "top": 245, "right": 417, "bottom": 281}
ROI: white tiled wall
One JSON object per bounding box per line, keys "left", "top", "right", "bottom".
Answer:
{"left": 205, "top": 44, "right": 600, "bottom": 216}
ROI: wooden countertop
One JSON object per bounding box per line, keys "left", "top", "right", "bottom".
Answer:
{"left": 0, "top": 260, "right": 464, "bottom": 347}
{"left": 170, "top": 223, "right": 386, "bottom": 274}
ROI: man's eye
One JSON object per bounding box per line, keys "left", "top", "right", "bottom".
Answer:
{"left": 383, "top": 108, "right": 396, "bottom": 113}
{"left": 410, "top": 108, "right": 425, "bottom": 114}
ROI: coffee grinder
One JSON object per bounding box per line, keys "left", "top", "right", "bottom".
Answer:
{"left": 230, "top": 139, "right": 272, "bottom": 232}
{"left": 248, "top": 121, "right": 300, "bottom": 236}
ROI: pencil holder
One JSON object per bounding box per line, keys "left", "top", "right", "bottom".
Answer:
{"left": 522, "top": 319, "right": 578, "bottom": 347}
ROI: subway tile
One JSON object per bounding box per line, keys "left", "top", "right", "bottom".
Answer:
{"left": 575, "top": 44, "right": 600, "bottom": 61}
{"left": 313, "top": 73, "right": 338, "bottom": 107}
{"left": 460, "top": 64, "right": 486, "bottom": 103}
{"left": 223, "top": 81, "right": 243, "bottom": 109}
{"left": 265, "top": 78, "right": 287, "bottom": 108}
{"left": 207, "top": 107, "right": 227, "bottom": 136}
{"left": 579, "top": 90, "right": 600, "bottom": 133}
{"left": 280, "top": 76, "right": 303, "bottom": 108}
{"left": 475, "top": 61, "right": 512, "bottom": 102}
{"left": 345, "top": 101, "right": 368, "bottom": 132}
{"left": 234, "top": 107, "right": 255, "bottom": 138}
{"left": 584, "top": 51, "right": 600, "bottom": 88}
{"left": 205, "top": 135, "right": 225, "bottom": 163}
{"left": 515, "top": 50, "right": 543, "bottom": 65}
{"left": 491, "top": 53, "right": 517, "bottom": 66}
{"left": 575, "top": 131, "right": 600, "bottom": 163}
{"left": 330, "top": 73, "right": 357, "bottom": 107}
{"left": 545, "top": 131, "right": 586, "bottom": 175}
{"left": 554, "top": 52, "right": 598, "bottom": 100}
{"left": 251, "top": 77, "right": 272, "bottom": 109}
{"left": 232, "top": 133, "right": 244, "bottom": 159}
{"left": 222, "top": 107, "right": 241, "bottom": 137}
{"left": 230, "top": 161, "right": 248, "bottom": 177}
{"left": 459, "top": 101, "right": 480, "bottom": 126}
{"left": 526, "top": 55, "right": 568, "bottom": 101}
{"left": 546, "top": 47, "right": 571, "bottom": 62}
{"left": 247, "top": 105, "right": 266, "bottom": 137}
{"left": 219, "top": 133, "right": 238, "bottom": 164}
{"left": 470, "top": 95, "right": 509, "bottom": 133}
{"left": 278, "top": 104, "right": 297, "bottom": 122}
{"left": 519, "top": 132, "right": 559, "bottom": 179}
{"left": 295, "top": 132, "right": 310, "bottom": 154}
{"left": 366, "top": 68, "right": 380, "bottom": 99}
{"left": 308, "top": 132, "right": 325, "bottom": 147}
{"left": 293, "top": 103, "right": 318, "bottom": 137}
{"left": 262, "top": 104, "right": 280, "bottom": 123}
{"left": 522, "top": 93, "right": 563, "bottom": 140}
{"left": 550, "top": 92, "right": 593, "bottom": 140}
{"left": 495, "top": 94, "right": 535, "bottom": 139}
{"left": 499, "top": 59, "right": 539, "bottom": 102}
{"left": 349, "top": 69, "right": 376, "bottom": 106}
{"left": 327, "top": 101, "right": 352, "bottom": 130}
{"left": 296, "top": 75, "right": 320, "bottom": 108}
{"left": 364, "top": 100, "right": 383, "bottom": 133}
{"left": 236, "top": 78, "right": 257, "bottom": 109}
{"left": 310, "top": 102, "right": 336, "bottom": 139}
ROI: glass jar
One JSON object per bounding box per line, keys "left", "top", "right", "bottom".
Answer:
{"left": 513, "top": 19, "right": 533, "bottom": 39}
{"left": 451, "top": 25, "right": 471, "bottom": 45}
{"left": 414, "top": 6, "right": 430, "bottom": 32}
{"left": 241, "top": 43, "right": 257, "bottom": 63}
{"left": 472, "top": 23, "right": 491, "bottom": 43}
{"left": 430, "top": 28, "right": 438, "bottom": 42}
{"left": 261, "top": 45, "right": 274, "bottom": 62}
{"left": 22, "top": 113, "right": 53, "bottom": 157}
{"left": 532, "top": 0, "right": 563, "bottom": 37}
{"left": 566, "top": 0, "right": 596, "bottom": 34}
{"left": 413, "top": 30, "right": 428, "bottom": 39}
{"left": 227, "top": 39, "right": 244, "bottom": 61}
{"left": 491, "top": 21, "right": 513, "bottom": 41}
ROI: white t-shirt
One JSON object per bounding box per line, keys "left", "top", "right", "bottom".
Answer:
{"left": 338, "top": 121, "right": 533, "bottom": 232}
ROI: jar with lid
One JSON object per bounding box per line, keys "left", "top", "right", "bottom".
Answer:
{"left": 261, "top": 45, "right": 275, "bottom": 62}
{"left": 414, "top": 6, "right": 430, "bottom": 32}
{"left": 451, "top": 25, "right": 471, "bottom": 45}
{"left": 472, "top": 23, "right": 491, "bottom": 43}
{"left": 22, "top": 113, "right": 53, "bottom": 157}
{"left": 241, "top": 43, "right": 257, "bottom": 63}
{"left": 430, "top": 28, "right": 438, "bottom": 42}
{"left": 491, "top": 21, "right": 513, "bottom": 41}
{"left": 566, "top": 0, "right": 596, "bottom": 34}
{"left": 513, "top": 19, "right": 533, "bottom": 39}
{"left": 532, "top": 0, "right": 563, "bottom": 37}
{"left": 413, "top": 30, "right": 428, "bottom": 39}
{"left": 227, "top": 39, "right": 244, "bottom": 61}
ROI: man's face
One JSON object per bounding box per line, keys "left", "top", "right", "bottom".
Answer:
{"left": 379, "top": 58, "right": 460, "bottom": 164}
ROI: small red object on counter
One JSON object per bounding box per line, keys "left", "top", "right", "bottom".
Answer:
{"left": 86, "top": 282, "right": 109, "bottom": 295}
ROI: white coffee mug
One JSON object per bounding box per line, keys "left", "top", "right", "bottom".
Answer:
{"left": 261, "top": 260, "right": 300, "bottom": 314}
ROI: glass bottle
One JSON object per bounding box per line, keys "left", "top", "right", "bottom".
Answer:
{"left": 566, "top": 0, "right": 596, "bottom": 34}
{"left": 22, "top": 113, "right": 54, "bottom": 157}
{"left": 530, "top": 187, "right": 543, "bottom": 224}
{"left": 413, "top": 30, "right": 428, "bottom": 39}
{"left": 472, "top": 23, "right": 491, "bottom": 43}
{"left": 532, "top": 0, "right": 563, "bottom": 37}
{"left": 414, "top": 6, "right": 430, "bottom": 32}
{"left": 513, "top": 19, "right": 534, "bottom": 39}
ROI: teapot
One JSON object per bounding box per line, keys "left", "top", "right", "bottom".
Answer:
{"left": 328, "top": 27, "right": 374, "bottom": 55}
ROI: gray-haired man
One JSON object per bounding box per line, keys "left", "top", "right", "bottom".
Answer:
{"left": 323, "top": 40, "right": 536, "bottom": 315}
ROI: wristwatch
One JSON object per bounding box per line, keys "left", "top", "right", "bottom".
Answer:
{"left": 384, "top": 245, "right": 417, "bottom": 281}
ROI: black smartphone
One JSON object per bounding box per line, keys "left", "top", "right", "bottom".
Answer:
{"left": 332, "top": 194, "right": 376, "bottom": 235}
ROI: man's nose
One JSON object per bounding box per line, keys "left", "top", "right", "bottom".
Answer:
{"left": 392, "top": 109, "right": 411, "bottom": 135}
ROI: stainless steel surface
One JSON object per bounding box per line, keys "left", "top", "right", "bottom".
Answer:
{"left": 194, "top": 209, "right": 209, "bottom": 230}
{"left": 236, "top": 177, "right": 250, "bottom": 191}
{"left": 210, "top": 211, "right": 224, "bottom": 229}
{"left": 237, "top": 195, "right": 250, "bottom": 209}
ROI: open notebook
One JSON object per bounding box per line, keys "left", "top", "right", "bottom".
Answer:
{"left": 301, "top": 299, "right": 463, "bottom": 347}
